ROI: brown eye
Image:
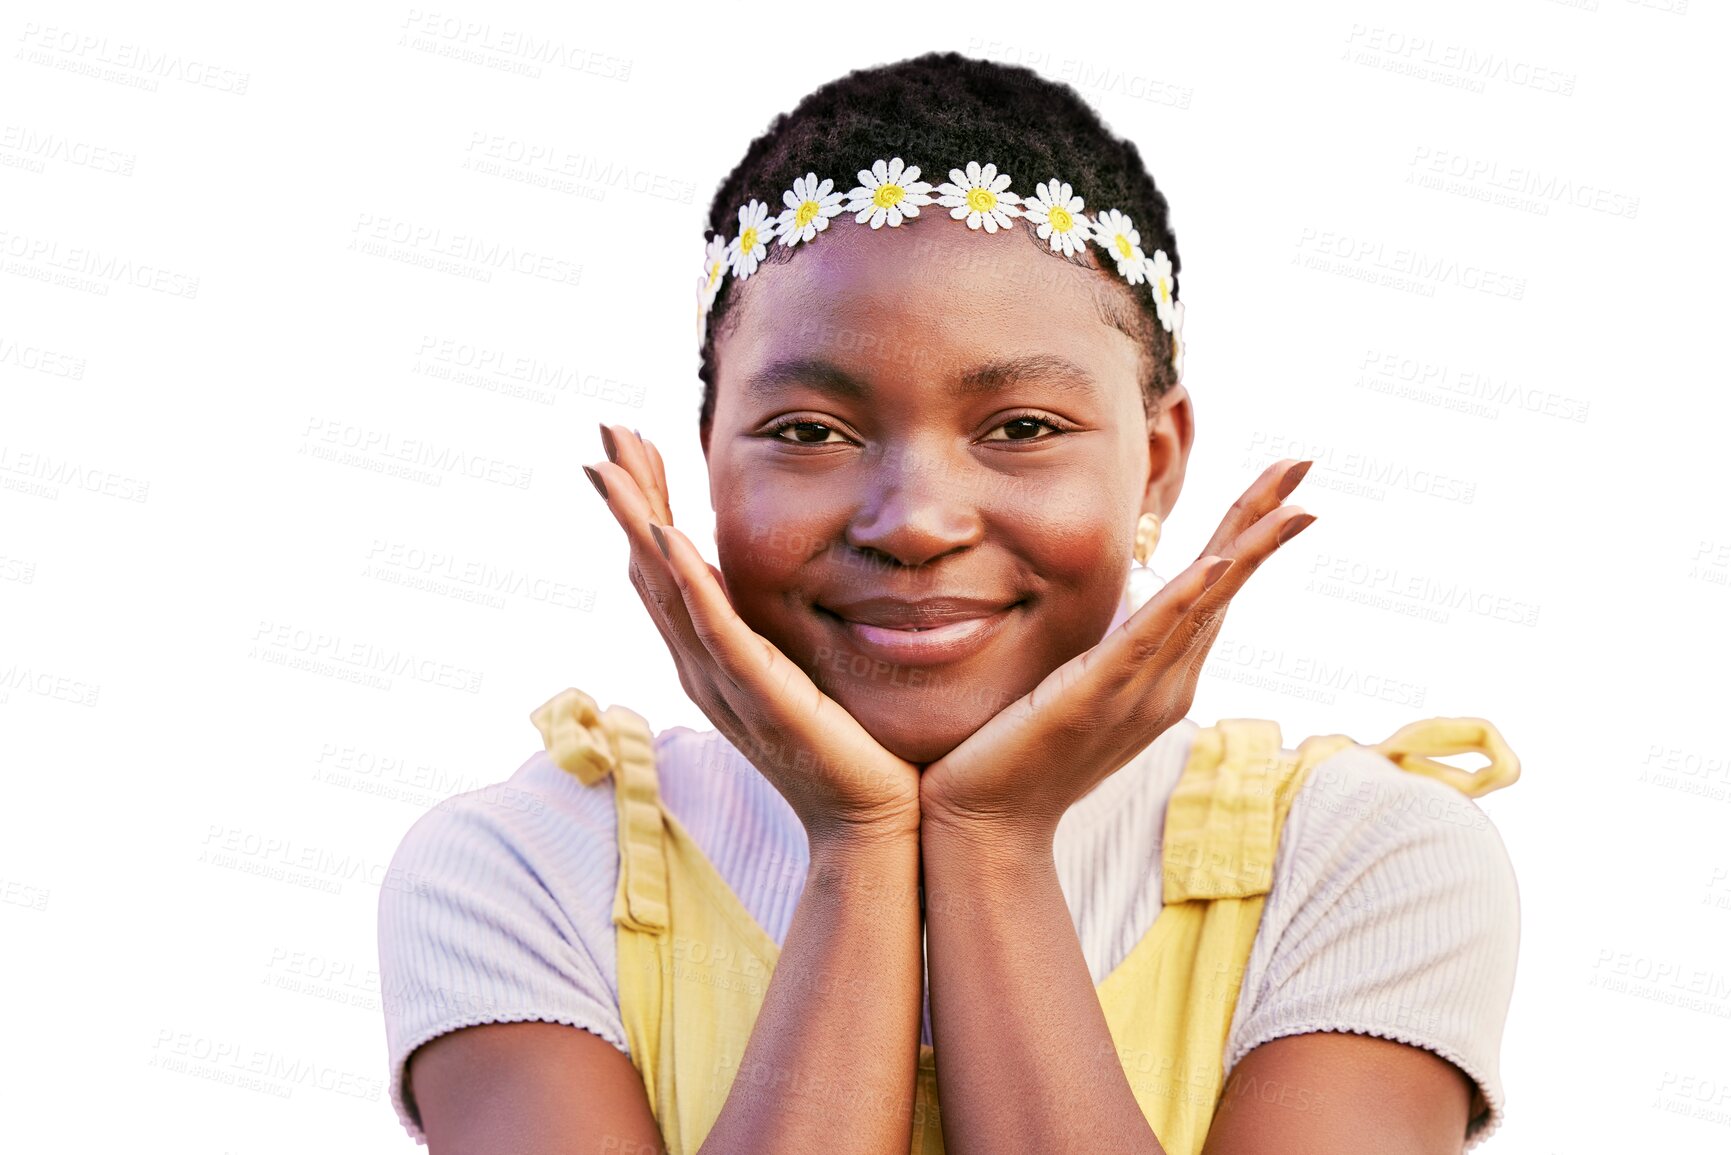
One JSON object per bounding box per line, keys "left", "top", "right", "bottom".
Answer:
{"left": 766, "top": 419, "right": 846, "bottom": 445}
{"left": 982, "top": 413, "right": 1070, "bottom": 442}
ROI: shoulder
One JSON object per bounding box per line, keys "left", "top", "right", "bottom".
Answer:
{"left": 377, "top": 729, "right": 708, "bottom": 1144}
{"left": 384, "top": 720, "right": 739, "bottom": 856}
{"left": 383, "top": 747, "right": 615, "bottom": 893}
{"left": 376, "top": 748, "right": 627, "bottom": 1040}
{"left": 1279, "top": 740, "right": 1518, "bottom": 903}
{"left": 380, "top": 721, "right": 764, "bottom": 923}
{"left": 1263, "top": 739, "right": 1521, "bottom": 972}
{"left": 1226, "top": 737, "right": 1521, "bottom": 1145}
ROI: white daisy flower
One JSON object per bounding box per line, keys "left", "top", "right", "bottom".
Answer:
{"left": 1022, "top": 179, "right": 1089, "bottom": 257}
{"left": 695, "top": 233, "right": 727, "bottom": 338}
{"left": 935, "top": 161, "right": 1023, "bottom": 233}
{"left": 1169, "top": 298, "right": 1186, "bottom": 383}
{"left": 1145, "top": 249, "right": 1178, "bottom": 331}
{"left": 776, "top": 173, "right": 846, "bottom": 247}
{"left": 697, "top": 234, "right": 727, "bottom": 312}
{"left": 1092, "top": 208, "right": 1146, "bottom": 283}
{"left": 844, "top": 157, "right": 934, "bottom": 229}
{"left": 726, "top": 199, "right": 776, "bottom": 280}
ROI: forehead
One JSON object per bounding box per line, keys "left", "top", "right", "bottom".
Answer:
{"left": 718, "top": 218, "right": 1143, "bottom": 395}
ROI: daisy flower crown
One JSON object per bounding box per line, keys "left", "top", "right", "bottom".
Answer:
{"left": 695, "top": 157, "right": 1185, "bottom": 384}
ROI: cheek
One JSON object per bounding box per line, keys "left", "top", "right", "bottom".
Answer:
{"left": 713, "top": 485, "right": 828, "bottom": 593}
{"left": 1002, "top": 487, "right": 1132, "bottom": 592}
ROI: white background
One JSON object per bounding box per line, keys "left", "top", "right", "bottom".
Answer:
{"left": 4, "top": 1, "right": 1728, "bottom": 1151}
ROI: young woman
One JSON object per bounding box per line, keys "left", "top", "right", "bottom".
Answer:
{"left": 379, "top": 52, "right": 1521, "bottom": 1154}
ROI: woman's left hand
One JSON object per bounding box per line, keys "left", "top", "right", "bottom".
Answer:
{"left": 918, "top": 458, "right": 1316, "bottom": 845}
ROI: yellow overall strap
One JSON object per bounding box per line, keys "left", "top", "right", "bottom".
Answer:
{"left": 531, "top": 689, "right": 679, "bottom": 1137}
{"left": 531, "top": 688, "right": 781, "bottom": 1155}
{"left": 1371, "top": 716, "right": 1520, "bottom": 797}
{"left": 1096, "top": 719, "right": 1350, "bottom": 1155}
{"left": 1096, "top": 715, "right": 1518, "bottom": 1154}
{"left": 529, "top": 688, "right": 670, "bottom": 932}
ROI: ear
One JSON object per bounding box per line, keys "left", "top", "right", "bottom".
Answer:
{"left": 1143, "top": 383, "right": 1194, "bottom": 520}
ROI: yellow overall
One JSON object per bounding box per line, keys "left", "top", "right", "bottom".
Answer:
{"left": 531, "top": 689, "right": 1519, "bottom": 1155}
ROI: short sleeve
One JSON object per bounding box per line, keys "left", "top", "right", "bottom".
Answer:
{"left": 1223, "top": 743, "right": 1522, "bottom": 1150}
{"left": 377, "top": 762, "right": 629, "bottom": 1145}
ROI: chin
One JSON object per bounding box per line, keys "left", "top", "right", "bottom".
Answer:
{"left": 826, "top": 678, "right": 1004, "bottom": 766}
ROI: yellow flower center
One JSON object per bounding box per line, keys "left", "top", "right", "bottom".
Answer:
{"left": 795, "top": 199, "right": 820, "bottom": 228}
{"left": 739, "top": 225, "right": 758, "bottom": 251}
{"left": 1157, "top": 279, "right": 1170, "bottom": 305}
{"left": 707, "top": 261, "right": 721, "bottom": 288}
{"left": 872, "top": 184, "right": 905, "bottom": 209}
{"left": 1049, "top": 205, "right": 1075, "bottom": 232}
{"left": 966, "top": 187, "right": 997, "bottom": 214}
{"left": 1114, "top": 234, "right": 1133, "bottom": 260}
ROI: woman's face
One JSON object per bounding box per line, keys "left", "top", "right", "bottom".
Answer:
{"left": 703, "top": 219, "right": 1192, "bottom": 765}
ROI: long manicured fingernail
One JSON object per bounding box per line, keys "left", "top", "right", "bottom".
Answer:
{"left": 1276, "top": 460, "right": 1314, "bottom": 500}
{"left": 583, "top": 464, "right": 608, "bottom": 500}
{"left": 1203, "top": 557, "right": 1234, "bottom": 588}
{"left": 649, "top": 523, "right": 670, "bottom": 560}
{"left": 599, "top": 423, "right": 618, "bottom": 463}
{"left": 1277, "top": 513, "right": 1317, "bottom": 543}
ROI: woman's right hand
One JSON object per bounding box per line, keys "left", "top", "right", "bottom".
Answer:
{"left": 586, "top": 423, "right": 922, "bottom": 846}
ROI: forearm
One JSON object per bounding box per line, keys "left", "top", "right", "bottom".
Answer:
{"left": 699, "top": 827, "right": 923, "bottom": 1154}
{"left": 921, "top": 819, "right": 1166, "bottom": 1154}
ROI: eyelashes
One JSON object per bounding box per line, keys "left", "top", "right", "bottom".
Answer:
{"left": 763, "top": 411, "right": 1074, "bottom": 447}
{"left": 762, "top": 418, "right": 846, "bottom": 445}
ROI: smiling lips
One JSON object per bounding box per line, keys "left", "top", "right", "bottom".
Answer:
{"left": 823, "top": 595, "right": 1015, "bottom": 629}
{"left": 817, "top": 596, "right": 1021, "bottom": 665}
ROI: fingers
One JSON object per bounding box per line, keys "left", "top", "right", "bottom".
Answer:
{"left": 602, "top": 424, "right": 731, "bottom": 605}
{"left": 1097, "top": 485, "right": 1316, "bottom": 701}
{"left": 1054, "top": 552, "right": 1237, "bottom": 756}
{"left": 1111, "top": 553, "right": 1236, "bottom": 666}
{"left": 1197, "top": 457, "right": 1312, "bottom": 560}
{"left": 639, "top": 433, "right": 674, "bottom": 524}
{"left": 600, "top": 422, "right": 672, "bottom": 525}
{"left": 1195, "top": 502, "right": 1314, "bottom": 607}
{"left": 587, "top": 452, "right": 799, "bottom": 734}
{"left": 586, "top": 455, "right": 711, "bottom": 677}
{"left": 1175, "top": 457, "right": 1316, "bottom": 654}
{"left": 651, "top": 523, "right": 779, "bottom": 696}
{"left": 1161, "top": 502, "right": 1315, "bottom": 663}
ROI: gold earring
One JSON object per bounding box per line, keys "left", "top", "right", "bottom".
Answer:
{"left": 1133, "top": 512, "right": 1162, "bottom": 567}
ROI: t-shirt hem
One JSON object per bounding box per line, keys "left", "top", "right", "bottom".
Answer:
{"left": 1223, "top": 1020, "right": 1504, "bottom": 1150}
{"left": 389, "top": 1012, "right": 632, "bottom": 1144}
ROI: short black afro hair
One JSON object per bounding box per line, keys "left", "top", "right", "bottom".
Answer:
{"left": 697, "top": 51, "right": 1182, "bottom": 436}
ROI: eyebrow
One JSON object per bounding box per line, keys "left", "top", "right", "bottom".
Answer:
{"left": 743, "top": 354, "right": 1102, "bottom": 403}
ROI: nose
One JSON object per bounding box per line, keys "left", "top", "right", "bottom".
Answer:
{"left": 843, "top": 443, "right": 987, "bottom": 568}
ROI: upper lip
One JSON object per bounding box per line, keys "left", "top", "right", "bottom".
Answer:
{"left": 819, "top": 596, "right": 1019, "bottom": 628}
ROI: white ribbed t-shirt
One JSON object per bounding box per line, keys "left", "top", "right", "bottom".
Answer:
{"left": 377, "top": 716, "right": 1520, "bottom": 1149}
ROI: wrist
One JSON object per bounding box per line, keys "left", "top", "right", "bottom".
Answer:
{"left": 920, "top": 806, "right": 1057, "bottom": 870}
{"left": 920, "top": 812, "right": 1057, "bottom": 928}
{"left": 806, "top": 814, "right": 920, "bottom": 870}
{"left": 803, "top": 798, "right": 921, "bottom": 853}
{"left": 804, "top": 823, "right": 920, "bottom": 914}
